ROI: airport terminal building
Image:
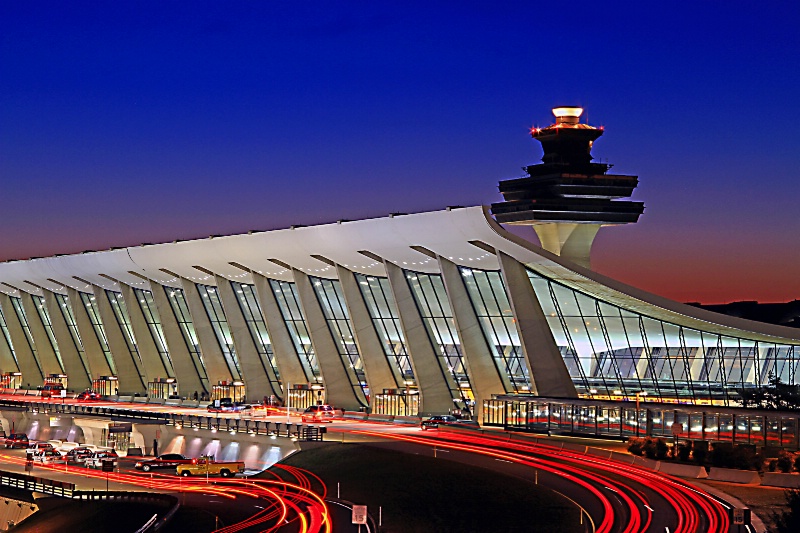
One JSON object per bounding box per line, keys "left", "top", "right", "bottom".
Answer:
{"left": 1, "top": 107, "right": 798, "bottom": 422}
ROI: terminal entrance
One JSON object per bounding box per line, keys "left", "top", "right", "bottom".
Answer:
{"left": 148, "top": 378, "right": 179, "bottom": 400}
{"left": 287, "top": 384, "right": 325, "bottom": 411}
{"left": 374, "top": 389, "right": 419, "bottom": 416}
{"left": 44, "top": 374, "right": 68, "bottom": 388}
{"left": 212, "top": 381, "right": 246, "bottom": 403}
{"left": 92, "top": 376, "right": 119, "bottom": 396}
{"left": 1, "top": 372, "right": 22, "bottom": 389}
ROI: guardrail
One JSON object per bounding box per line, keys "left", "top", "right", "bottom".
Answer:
{"left": 0, "top": 469, "right": 75, "bottom": 497}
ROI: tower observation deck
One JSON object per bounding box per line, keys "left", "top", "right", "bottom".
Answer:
{"left": 491, "top": 107, "right": 644, "bottom": 268}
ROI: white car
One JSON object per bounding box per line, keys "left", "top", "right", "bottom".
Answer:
{"left": 32, "top": 449, "right": 64, "bottom": 463}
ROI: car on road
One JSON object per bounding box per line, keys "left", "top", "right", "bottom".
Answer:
{"left": 27, "top": 442, "right": 56, "bottom": 454}
{"left": 207, "top": 398, "right": 251, "bottom": 413}
{"left": 85, "top": 449, "right": 118, "bottom": 468}
{"left": 134, "top": 453, "right": 193, "bottom": 472}
{"left": 420, "top": 415, "right": 458, "bottom": 430}
{"left": 176, "top": 456, "right": 245, "bottom": 478}
{"left": 76, "top": 390, "right": 102, "bottom": 401}
{"left": 64, "top": 446, "right": 95, "bottom": 463}
{"left": 32, "top": 449, "right": 64, "bottom": 463}
{"left": 4, "top": 433, "right": 29, "bottom": 449}
{"left": 300, "top": 404, "right": 336, "bottom": 423}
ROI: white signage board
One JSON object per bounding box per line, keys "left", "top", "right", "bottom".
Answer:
{"left": 352, "top": 505, "right": 367, "bottom": 525}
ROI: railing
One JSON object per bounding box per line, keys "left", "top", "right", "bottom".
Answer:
{"left": 73, "top": 491, "right": 179, "bottom": 531}
{"left": 0, "top": 469, "right": 74, "bottom": 497}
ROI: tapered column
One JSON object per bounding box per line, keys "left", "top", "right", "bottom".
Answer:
{"left": 0, "top": 314, "right": 17, "bottom": 374}
{"left": 292, "top": 269, "right": 366, "bottom": 411}
{"left": 384, "top": 261, "right": 454, "bottom": 415}
{"left": 119, "top": 283, "right": 169, "bottom": 383}
{"left": 91, "top": 285, "right": 146, "bottom": 394}
{"left": 438, "top": 257, "right": 506, "bottom": 419}
{"left": 497, "top": 252, "right": 577, "bottom": 398}
{"left": 42, "top": 289, "right": 91, "bottom": 390}
{"left": 251, "top": 272, "right": 310, "bottom": 390}
{"left": 0, "top": 294, "right": 40, "bottom": 384}
{"left": 21, "top": 292, "right": 62, "bottom": 376}
{"left": 336, "top": 264, "right": 398, "bottom": 407}
{"left": 178, "top": 278, "right": 233, "bottom": 386}
{"left": 214, "top": 274, "right": 280, "bottom": 401}
{"left": 148, "top": 281, "right": 206, "bottom": 395}
{"left": 67, "top": 287, "right": 112, "bottom": 378}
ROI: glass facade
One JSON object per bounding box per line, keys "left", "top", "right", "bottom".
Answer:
{"left": 527, "top": 269, "right": 800, "bottom": 405}
{"left": 405, "top": 271, "right": 472, "bottom": 408}
{"left": 165, "top": 287, "right": 208, "bottom": 389}
{"left": 133, "top": 288, "right": 174, "bottom": 376}
{"left": 197, "top": 284, "right": 242, "bottom": 380}
{"left": 106, "top": 290, "right": 146, "bottom": 384}
{"left": 79, "top": 292, "right": 116, "bottom": 375}
{"left": 54, "top": 293, "right": 91, "bottom": 379}
{"left": 10, "top": 296, "right": 43, "bottom": 377}
{"left": 460, "top": 267, "right": 532, "bottom": 393}
{"left": 355, "top": 274, "right": 413, "bottom": 387}
{"left": 231, "top": 281, "right": 282, "bottom": 393}
{"left": 270, "top": 279, "right": 319, "bottom": 382}
{"left": 32, "top": 295, "right": 65, "bottom": 371}
{"left": 310, "top": 276, "right": 368, "bottom": 403}
{"left": 0, "top": 304, "right": 17, "bottom": 366}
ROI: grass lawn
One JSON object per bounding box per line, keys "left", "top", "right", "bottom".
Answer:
{"left": 261, "top": 442, "right": 582, "bottom": 533}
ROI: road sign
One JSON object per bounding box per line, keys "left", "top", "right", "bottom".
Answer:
{"left": 24, "top": 460, "right": 32, "bottom": 472}
{"left": 101, "top": 460, "right": 115, "bottom": 473}
{"left": 352, "top": 505, "right": 367, "bottom": 525}
{"left": 733, "top": 508, "right": 747, "bottom": 525}
{"left": 671, "top": 422, "right": 683, "bottom": 436}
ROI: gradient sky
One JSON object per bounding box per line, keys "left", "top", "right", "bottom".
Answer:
{"left": 2, "top": 2, "right": 799, "bottom": 304}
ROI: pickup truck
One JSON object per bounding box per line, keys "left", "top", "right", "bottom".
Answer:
{"left": 176, "top": 456, "right": 245, "bottom": 478}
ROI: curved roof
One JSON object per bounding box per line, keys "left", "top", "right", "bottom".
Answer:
{"left": 0, "top": 205, "right": 797, "bottom": 345}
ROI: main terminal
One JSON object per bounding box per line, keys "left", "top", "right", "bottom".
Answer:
{"left": 0, "top": 106, "right": 798, "bottom": 429}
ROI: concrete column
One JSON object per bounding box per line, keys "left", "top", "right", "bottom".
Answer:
{"left": 67, "top": 287, "right": 112, "bottom": 378}
{"left": 0, "top": 305, "right": 19, "bottom": 374}
{"left": 0, "top": 293, "right": 43, "bottom": 385}
{"left": 383, "top": 261, "right": 455, "bottom": 415}
{"left": 438, "top": 257, "right": 506, "bottom": 420}
{"left": 533, "top": 223, "right": 601, "bottom": 270}
{"left": 292, "top": 269, "right": 366, "bottom": 411}
{"left": 42, "top": 289, "right": 91, "bottom": 390}
{"left": 251, "top": 272, "right": 310, "bottom": 390}
{"left": 178, "top": 278, "right": 233, "bottom": 386}
{"left": 498, "top": 252, "right": 577, "bottom": 398}
{"left": 148, "top": 281, "right": 207, "bottom": 395}
{"left": 91, "top": 285, "right": 146, "bottom": 394}
{"left": 119, "top": 283, "right": 169, "bottom": 383}
{"left": 214, "top": 274, "right": 280, "bottom": 401}
{"left": 336, "top": 265, "right": 399, "bottom": 407}
{"left": 20, "top": 292, "right": 62, "bottom": 376}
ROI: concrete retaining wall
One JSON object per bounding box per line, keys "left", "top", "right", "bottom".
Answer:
{"left": 762, "top": 472, "right": 800, "bottom": 488}
{"left": 656, "top": 462, "right": 708, "bottom": 478}
{"left": 707, "top": 467, "right": 761, "bottom": 484}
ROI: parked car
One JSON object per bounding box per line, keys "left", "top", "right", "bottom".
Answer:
{"left": 32, "top": 449, "right": 64, "bottom": 463}
{"left": 176, "top": 456, "right": 245, "bottom": 478}
{"left": 76, "top": 390, "right": 102, "bottom": 401}
{"left": 207, "top": 398, "right": 251, "bottom": 413}
{"left": 300, "top": 404, "right": 336, "bottom": 423}
{"left": 420, "top": 415, "right": 458, "bottom": 430}
{"left": 64, "top": 446, "right": 95, "bottom": 463}
{"left": 85, "top": 449, "right": 119, "bottom": 469}
{"left": 39, "top": 383, "right": 65, "bottom": 398}
{"left": 134, "top": 453, "right": 193, "bottom": 472}
{"left": 27, "top": 441, "right": 56, "bottom": 454}
{"left": 4, "top": 433, "right": 29, "bottom": 449}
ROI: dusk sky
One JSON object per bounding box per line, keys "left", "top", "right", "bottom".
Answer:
{"left": 2, "top": 2, "right": 799, "bottom": 304}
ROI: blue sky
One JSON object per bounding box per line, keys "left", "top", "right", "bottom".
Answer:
{"left": 2, "top": 1, "right": 799, "bottom": 302}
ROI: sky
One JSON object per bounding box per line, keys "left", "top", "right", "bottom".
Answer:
{"left": 1, "top": 1, "right": 799, "bottom": 304}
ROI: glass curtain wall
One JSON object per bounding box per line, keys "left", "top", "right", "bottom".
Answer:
{"left": 459, "top": 268, "right": 532, "bottom": 393}
{"left": 10, "top": 296, "right": 43, "bottom": 378}
{"left": 32, "top": 295, "right": 65, "bottom": 371}
{"left": 269, "top": 279, "right": 319, "bottom": 382}
{"left": 231, "top": 282, "right": 282, "bottom": 394}
{"left": 0, "top": 305, "right": 17, "bottom": 366}
{"left": 106, "top": 290, "right": 146, "bottom": 384}
{"left": 79, "top": 292, "right": 116, "bottom": 375}
{"left": 196, "top": 284, "right": 242, "bottom": 380}
{"left": 527, "top": 269, "right": 800, "bottom": 405}
{"left": 355, "top": 274, "right": 413, "bottom": 386}
{"left": 133, "top": 288, "right": 174, "bottom": 376}
{"left": 310, "top": 276, "right": 368, "bottom": 403}
{"left": 54, "top": 294, "right": 91, "bottom": 379}
{"left": 164, "top": 287, "right": 208, "bottom": 390}
{"left": 405, "top": 270, "right": 473, "bottom": 408}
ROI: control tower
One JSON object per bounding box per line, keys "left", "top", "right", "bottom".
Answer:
{"left": 491, "top": 107, "right": 644, "bottom": 269}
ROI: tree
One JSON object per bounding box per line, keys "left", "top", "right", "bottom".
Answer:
{"left": 772, "top": 489, "right": 800, "bottom": 533}
{"left": 738, "top": 373, "right": 800, "bottom": 410}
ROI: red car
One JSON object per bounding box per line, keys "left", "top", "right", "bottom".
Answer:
{"left": 134, "top": 453, "right": 193, "bottom": 472}
{"left": 77, "top": 390, "right": 102, "bottom": 401}
{"left": 4, "top": 433, "right": 29, "bottom": 449}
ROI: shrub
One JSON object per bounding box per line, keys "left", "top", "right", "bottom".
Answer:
{"left": 770, "top": 459, "right": 778, "bottom": 472}
{"left": 772, "top": 489, "right": 800, "bottom": 533}
{"left": 777, "top": 452, "right": 795, "bottom": 473}
{"left": 677, "top": 441, "right": 692, "bottom": 462}
{"left": 710, "top": 442, "right": 761, "bottom": 471}
{"left": 692, "top": 441, "right": 708, "bottom": 465}
{"left": 794, "top": 454, "right": 800, "bottom": 474}
{"left": 627, "top": 438, "right": 645, "bottom": 456}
